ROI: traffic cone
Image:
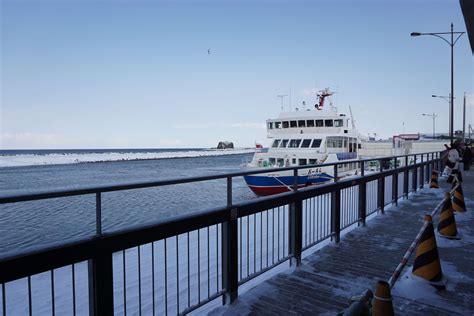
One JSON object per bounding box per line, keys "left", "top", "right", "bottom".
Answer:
{"left": 412, "top": 215, "right": 445, "bottom": 289}
{"left": 452, "top": 185, "right": 466, "bottom": 213}
{"left": 437, "top": 193, "right": 459, "bottom": 239}
{"left": 429, "top": 171, "right": 439, "bottom": 188}
{"left": 372, "top": 280, "right": 394, "bottom": 316}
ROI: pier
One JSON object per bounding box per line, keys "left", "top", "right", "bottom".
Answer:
{"left": 211, "top": 171, "right": 474, "bottom": 315}
{"left": 1, "top": 152, "right": 473, "bottom": 315}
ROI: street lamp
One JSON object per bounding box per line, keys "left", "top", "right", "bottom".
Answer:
{"left": 422, "top": 113, "right": 438, "bottom": 139}
{"left": 432, "top": 94, "right": 455, "bottom": 138}
{"left": 411, "top": 23, "right": 465, "bottom": 144}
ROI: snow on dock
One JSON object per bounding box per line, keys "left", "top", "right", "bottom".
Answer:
{"left": 210, "top": 171, "right": 474, "bottom": 315}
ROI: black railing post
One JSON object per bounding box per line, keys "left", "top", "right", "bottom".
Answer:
{"left": 88, "top": 251, "right": 114, "bottom": 316}
{"left": 438, "top": 152, "right": 442, "bottom": 172}
{"left": 378, "top": 160, "right": 385, "bottom": 214}
{"left": 289, "top": 199, "right": 302, "bottom": 265}
{"left": 96, "top": 193, "right": 102, "bottom": 237}
{"left": 333, "top": 164, "right": 338, "bottom": 182}
{"left": 331, "top": 189, "right": 341, "bottom": 242}
{"left": 404, "top": 156, "right": 409, "bottom": 198}
{"left": 227, "top": 176, "right": 232, "bottom": 206}
{"left": 358, "top": 180, "right": 366, "bottom": 226}
{"left": 413, "top": 155, "right": 418, "bottom": 192}
{"left": 392, "top": 158, "right": 398, "bottom": 205}
{"left": 420, "top": 154, "right": 424, "bottom": 189}
{"left": 222, "top": 209, "right": 238, "bottom": 304}
{"left": 431, "top": 152, "right": 435, "bottom": 173}
{"left": 293, "top": 169, "right": 298, "bottom": 190}
{"left": 425, "top": 154, "right": 429, "bottom": 184}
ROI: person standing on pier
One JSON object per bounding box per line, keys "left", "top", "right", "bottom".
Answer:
{"left": 447, "top": 143, "right": 462, "bottom": 183}
{"left": 462, "top": 144, "right": 472, "bottom": 171}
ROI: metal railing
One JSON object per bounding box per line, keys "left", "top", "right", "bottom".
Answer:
{"left": 0, "top": 151, "right": 442, "bottom": 315}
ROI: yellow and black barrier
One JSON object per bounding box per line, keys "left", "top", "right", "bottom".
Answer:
{"left": 372, "top": 280, "right": 394, "bottom": 316}
{"left": 412, "top": 215, "right": 445, "bottom": 289}
{"left": 437, "top": 193, "right": 459, "bottom": 239}
{"left": 430, "top": 171, "right": 439, "bottom": 188}
{"left": 452, "top": 185, "right": 466, "bottom": 213}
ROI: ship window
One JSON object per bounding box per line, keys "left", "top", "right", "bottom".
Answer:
{"left": 306, "top": 120, "right": 315, "bottom": 127}
{"left": 337, "top": 139, "right": 343, "bottom": 147}
{"left": 282, "top": 121, "right": 289, "bottom": 128}
{"left": 292, "top": 158, "right": 296, "bottom": 164}
{"left": 290, "top": 121, "right": 297, "bottom": 128}
{"left": 358, "top": 143, "right": 362, "bottom": 149}
{"left": 298, "top": 120, "right": 306, "bottom": 127}
{"left": 298, "top": 159, "right": 307, "bottom": 166}
{"left": 269, "top": 158, "right": 276, "bottom": 165}
{"left": 311, "top": 139, "right": 322, "bottom": 148}
{"left": 315, "top": 120, "right": 323, "bottom": 127}
{"left": 277, "top": 158, "right": 284, "bottom": 167}
{"left": 289, "top": 139, "right": 301, "bottom": 148}
{"left": 325, "top": 119, "right": 333, "bottom": 127}
{"left": 275, "top": 121, "right": 281, "bottom": 129}
{"left": 301, "top": 139, "right": 311, "bottom": 148}
{"left": 309, "top": 159, "right": 317, "bottom": 165}
{"left": 334, "top": 119, "right": 344, "bottom": 127}
{"left": 268, "top": 122, "right": 273, "bottom": 129}
{"left": 344, "top": 138, "right": 348, "bottom": 148}
{"left": 272, "top": 139, "right": 281, "bottom": 148}
{"left": 280, "top": 139, "right": 289, "bottom": 148}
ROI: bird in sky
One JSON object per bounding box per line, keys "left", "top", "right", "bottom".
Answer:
{"left": 207, "top": 48, "right": 211, "bottom": 55}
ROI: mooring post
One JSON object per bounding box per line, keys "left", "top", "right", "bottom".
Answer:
{"left": 222, "top": 208, "right": 238, "bottom": 304}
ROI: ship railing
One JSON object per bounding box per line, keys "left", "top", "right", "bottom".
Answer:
{"left": 0, "top": 151, "right": 443, "bottom": 315}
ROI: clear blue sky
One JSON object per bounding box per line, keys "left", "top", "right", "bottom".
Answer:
{"left": 1, "top": 0, "right": 472, "bottom": 149}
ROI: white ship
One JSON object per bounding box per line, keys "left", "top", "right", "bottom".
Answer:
{"left": 242, "top": 89, "right": 360, "bottom": 196}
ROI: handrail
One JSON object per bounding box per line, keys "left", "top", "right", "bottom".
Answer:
{"left": 0, "top": 151, "right": 441, "bottom": 204}
{"left": 0, "top": 155, "right": 438, "bottom": 282}
{"left": 0, "top": 150, "right": 443, "bottom": 314}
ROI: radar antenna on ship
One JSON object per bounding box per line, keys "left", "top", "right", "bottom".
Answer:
{"left": 349, "top": 105, "right": 356, "bottom": 129}
{"left": 314, "top": 88, "right": 334, "bottom": 110}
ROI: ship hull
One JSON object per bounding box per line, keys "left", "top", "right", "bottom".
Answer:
{"left": 243, "top": 173, "right": 333, "bottom": 196}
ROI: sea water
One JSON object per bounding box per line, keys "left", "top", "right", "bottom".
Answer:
{"left": 0, "top": 149, "right": 256, "bottom": 257}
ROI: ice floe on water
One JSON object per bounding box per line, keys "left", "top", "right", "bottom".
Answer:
{"left": 0, "top": 149, "right": 256, "bottom": 167}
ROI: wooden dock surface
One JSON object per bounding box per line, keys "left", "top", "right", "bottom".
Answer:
{"left": 211, "top": 171, "right": 474, "bottom": 315}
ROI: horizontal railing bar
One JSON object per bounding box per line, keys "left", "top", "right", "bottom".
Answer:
{"left": 0, "top": 151, "right": 441, "bottom": 204}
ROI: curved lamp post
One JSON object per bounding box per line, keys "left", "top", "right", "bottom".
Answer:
{"left": 422, "top": 113, "right": 438, "bottom": 139}
{"left": 411, "top": 23, "right": 465, "bottom": 144}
